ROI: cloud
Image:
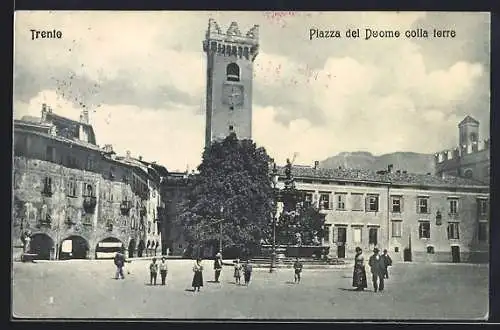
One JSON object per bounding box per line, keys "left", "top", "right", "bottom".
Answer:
{"left": 13, "top": 11, "right": 490, "bottom": 170}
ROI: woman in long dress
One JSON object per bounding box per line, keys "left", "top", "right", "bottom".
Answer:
{"left": 352, "top": 246, "right": 368, "bottom": 291}
{"left": 192, "top": 258, "right": 204, "bottom": 292}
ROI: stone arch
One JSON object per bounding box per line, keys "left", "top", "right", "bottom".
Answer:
{"left": 95, "top": 237, "right": 124, "bottom": 259}
{"left": 128, "top": 239, "right": 136, "bottom": 258}
{"left": 226, "top": 62, "right": 240, "bottom": 82}
{"left": 30, "top": 233, "right": 54, "bottom": 260}
{"left": 59, "top": 235, "right": 90, "bottom": 260}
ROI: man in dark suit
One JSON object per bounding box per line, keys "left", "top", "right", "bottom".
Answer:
{"left": 368, "top": 248, "right": 386, "bottom": 292}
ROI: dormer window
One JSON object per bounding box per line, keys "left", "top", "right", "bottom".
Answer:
{"left": 226, "top": 63, "right": 240, "bottom": 82}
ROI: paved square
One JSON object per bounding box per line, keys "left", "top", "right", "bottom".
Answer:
{"left": 12, "top": 260, "right": 488, "bottom": 320}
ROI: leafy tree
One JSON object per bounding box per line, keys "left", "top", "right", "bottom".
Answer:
{"left": 176, "top": 133, "right": 274, "bottom": 257}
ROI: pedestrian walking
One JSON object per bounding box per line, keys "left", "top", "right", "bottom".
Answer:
{"left": 382, "top": 249, "right": 392, "bottom": 279}
{"left": 242, "top": 260, "right": 253, "bottom": 285}
{"left": 368, "top": 248, "right": 386, "bottom": 292}
{"left": 114, "top": 251, "right": 127, "bottom": 280}
{"left": 233, "top": 258, "right": 242, "bottom": 285}
{"left": 159, "top": 256, "right": 168, "bottom": 285}
{"left": 352, "top": 247, "right": 368, "bottom": 291}
{"left": 214, "top": 252, "right": 223, "bottom": 283}
{"left": 293, "top": 257, "right": 303, "bottom": 283}
{"left": 149, "top": 258, "right": 159, "bottom": 285}
{"left": 192, "top": 258, "right": 204, "bottom": 292}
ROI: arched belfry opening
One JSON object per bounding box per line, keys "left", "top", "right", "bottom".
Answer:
{"left": 226, "top": 63, "right": 240, "bottom": 82}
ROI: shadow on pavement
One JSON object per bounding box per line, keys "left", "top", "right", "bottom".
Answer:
{"left": 338, "top": 288, "right": 372, "bottom": 292}
{"left": 206, "top": 280, "right": 219, "bottom": 283}
{"left": 285, "top": 281, "right": 296, "bottom": 285}
{"left": 185, "top": 288, "right": 196, "bottom": 292}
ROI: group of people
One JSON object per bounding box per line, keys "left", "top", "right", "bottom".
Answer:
{"left": 113, "top": 247, "right": 391, "bottom": 293}
{"left": 352, "top": 247, "right": 392, "bottom": 292}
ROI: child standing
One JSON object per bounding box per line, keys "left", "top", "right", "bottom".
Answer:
{"left": 233, "top": 258, "right": 242, "bottom": 285}
{"left": 243, "top": 260, "right": 253, "bottom": 286}
{"left": 293, "top": 257, "right": 303, "bottom": 283}
{"left": 149, "top": 258, "right": 158, "bottom": 285}
{"left": 159, "top": 257, "right": 168, "bottom": 285}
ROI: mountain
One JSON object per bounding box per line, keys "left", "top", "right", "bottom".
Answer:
{"left": 319, "top": 151, "right": 436, "bottom": 174}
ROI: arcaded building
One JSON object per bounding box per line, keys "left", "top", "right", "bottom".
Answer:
{"left": 275, "top": 163, "right": 489, "bottom": 263}
{"left": 12, "top": 105, "right": 168, "bottom": 260}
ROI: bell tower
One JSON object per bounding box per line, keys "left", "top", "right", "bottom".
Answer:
{"left": 203, "top": 19, "right": 259, "bottom": 147}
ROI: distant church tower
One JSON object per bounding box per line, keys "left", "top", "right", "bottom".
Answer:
{"left": 203, "top": 19, "right": 259, "bottom": 147}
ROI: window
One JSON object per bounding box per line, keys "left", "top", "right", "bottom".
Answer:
{"left": 109, "top": 167, "right": 115, "bottom": 180}
{"left": 67, "top": 179, "right": 77, "bottom": 197}
{"left": 352, "top": 227, "right": 362, "bottom": 244}
{"left": 304, "top": 193, "right": 313, "bottom": 207}
{"left": 394, "top": 247, "right": 399, "bottom": 253}
{"left": 391, "top": 221, "right": 402, "bottom": 237}
{"left": 351, "top": 193, "right": 363, "bottom": 211}
{"left": 335, "top": 193, "right": 346, "bottom": 210}
{"left": 86, "top": 156, "right": 94, "bottom": 171}
{"left": 449, "top": 199, "right": 458, "bottom": 215}
{"left": 319, "top": 193, "right": 330, "bottom": 209}
{"left": 464, "top": 169, "right": 473, "bottom": 178}
{"left": 392, "top": 196, "right": 402, "bottom": 213}
{"left": 427, "top": 246, "right": 435, "bottom": 254}
{"left": 226, "top": 63, "right": 240, "bottom": 82}
{"left": 419, "top": 221, "right": 430, "bottom": 239}
{"left": 478, "top": 199, "right": 488, "bottom": 216}
{"left": 83, "top": 183, "right": 95, "bottom": 197}
{"left": 447, "top": 222, "right": 460, "bottom": 239}
{"left": 478, "top": 222, "right": 488, "bottom": 242}
{"left": 324, "top": 225, "right": 331, "bottom": 244}
{"left": 368, "top": 227, "right": 378, "bottom": 245}
{"left": 229, "top": 125, "right": 234, "bottom": 131}
{"left": 43, "top": 177, "right": 52, "bottom": 195}
{"left": 366, "top": 195, "right": 379, "bottom": 212}
{"left": 45, "top": 146, "right": 55, "bottom": 162}
{"left": 418, "top": 197, "right": 429, "bottom": 214}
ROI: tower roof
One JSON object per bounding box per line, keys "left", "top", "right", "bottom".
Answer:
{"left": 459, "top": 115, "right": 479, "bottom": 126}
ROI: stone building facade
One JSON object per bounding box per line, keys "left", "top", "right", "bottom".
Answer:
{"left": 435, "top": 116, "right": 490, "bottom": 185}
{"left": 12, "top": 106, "right": 167, "bottom": 260}
{"left": 275, "top": 164, "right": 489, "bottom": 263}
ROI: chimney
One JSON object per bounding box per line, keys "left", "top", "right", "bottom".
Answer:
{"left": 396, "top": 170, "right": 401, "bottom": 174}
{"left": 80, "top": 109, "right": 89, "bottom": 124}
{"left": 403, "top": 170, "right": 407, "bottom": 174}
{"left": 104, "top": 144, "right": 114, "bottom": 154}
{"left": 41, "top": 103, "right": 48, "bottom": 121}
{"left": 314, "top": 161, "right": 319, "bottom": 169}
{"left": 138, "top": 156, "right": 143, "bottom": 161}
{"left": 388, "top": 164, "right": 393, "bottom": 173}
{"left": 126, "top": 150, "right": 131, "bottom": 160}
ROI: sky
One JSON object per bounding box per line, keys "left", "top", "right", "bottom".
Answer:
{"left": 13, "top": 11, "right": 490, "bottom": 171}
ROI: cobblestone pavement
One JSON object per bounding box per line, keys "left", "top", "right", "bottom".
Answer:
{"left": 12, "top": 260, "right": 489, "bottom": 320}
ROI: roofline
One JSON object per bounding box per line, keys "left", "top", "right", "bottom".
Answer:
{"left": 285, "top": 173, "right": 489, "bottom": 191}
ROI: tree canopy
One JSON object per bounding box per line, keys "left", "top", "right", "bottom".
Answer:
{"left": 176, "top": 133, "right": 274, "bottom": 256}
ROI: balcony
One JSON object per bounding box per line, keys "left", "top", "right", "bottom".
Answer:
{"left": 120, "top": 201, "right": 132, "bottom": 216}
{"left": 106, "top": 220, "right": 114, "bottom": 232}
{"left": 36, "top": 216, "right": 52, "bottom": 229}
{"left": 83, "top": 196, "right": 97, "bottom": 214}
{"left": 448, "top": 212, "right": 460, "bottom": 220}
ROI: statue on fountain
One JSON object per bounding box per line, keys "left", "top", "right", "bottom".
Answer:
{"left": 294, "top": 232, "right": 302, "bottom": 246}
{"left": 312, "top": 231, "right": 320, "bottom": 246}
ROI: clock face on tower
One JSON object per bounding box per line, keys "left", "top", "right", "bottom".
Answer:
{"left": 222, "top": 84, "right": 244, "bottom": 107}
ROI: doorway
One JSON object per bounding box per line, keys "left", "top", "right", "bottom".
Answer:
{"left": 403, "top": 248, "right": 412, "bottom": 262}
{"left": 337, "top": 227, "right": 346, "bottom": 258}
{"left": 451, "top": 246, "right": 461, "bottom": 263}
{"left": 30, "top": 233, "right": 54, "bottom": 260}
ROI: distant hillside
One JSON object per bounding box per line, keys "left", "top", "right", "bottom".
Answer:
{"left": 320, "top": 151, "right": 436, "bottom": 174}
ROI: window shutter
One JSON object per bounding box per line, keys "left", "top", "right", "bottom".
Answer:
{"left": 416, "top": 198, "right": 420, "bottom": 213}
{"left": 333, "top": 227, "right": 337, "bottom": 243}
{"left": 428, "top": 199, "right": 431, "bottom": 214}
{"left": 330, "top": 193, "right": 334, "bottom": 210}
{"left": 400, "top": 197, "right": 404, "bottom": 212}
{"left": 365, "top": 197, "right": 370, "bottom": 211}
